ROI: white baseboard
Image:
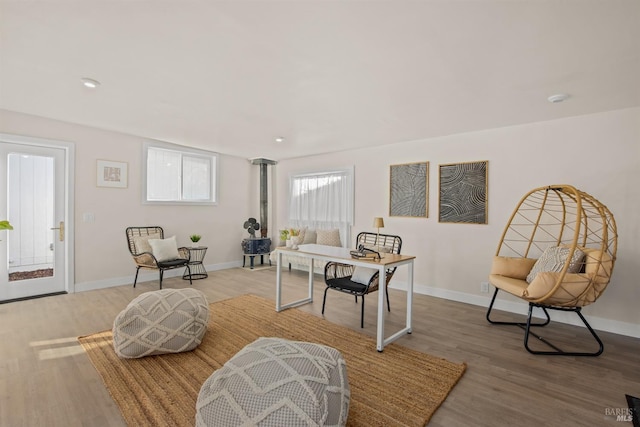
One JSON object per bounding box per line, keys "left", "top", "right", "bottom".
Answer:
{"left": 75, "top": 261, "right": 242, "bottom": 292}
{"left": 74, "top": 266, "right": 639, "bottom": 339}
{"left": 389, "top": 281, "right": 640, "bottom": 339}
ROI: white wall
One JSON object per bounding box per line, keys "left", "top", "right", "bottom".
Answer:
{"left": 0, "top": 109, "right": 254, "bottom": 290}
{"left": 2, "top": 107, "right": 638, "bottom": 337}
{"left": 272, "top": 107, "right": 640, "bottom": 337}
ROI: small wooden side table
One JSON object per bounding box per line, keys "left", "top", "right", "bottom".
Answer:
{"left": 183, "top": 247, "right": 208, "bottom": 280}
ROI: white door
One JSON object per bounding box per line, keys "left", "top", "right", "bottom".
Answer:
{"left": 0, "top": 142, "right": 67, "bottom": 301}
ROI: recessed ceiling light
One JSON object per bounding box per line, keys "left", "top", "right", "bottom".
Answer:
{"left": 81, "top": 78, "right": 100, "bottom": 88}
{"left": 547, "top": 93, "right": 569, "bottom": 103}
{"left": 274, "top": 137, "right": 285, "bottom": 143}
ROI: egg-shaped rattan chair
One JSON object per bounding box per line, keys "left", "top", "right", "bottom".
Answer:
{"left": 486, "top": 185, "right": 617, "bottom": 356}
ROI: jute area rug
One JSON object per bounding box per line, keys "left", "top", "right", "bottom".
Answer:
{"left": 79, "top": 294, "right": 466, "bottom": 426}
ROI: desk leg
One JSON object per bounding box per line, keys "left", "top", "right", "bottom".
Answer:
{"left": 376, "top": 264, "right": 386, "bottom": 352}
{"left": 275, "top": 250, "right": 313, "bottom": 312}
{"left": 308, "top": 258, "right": 314, "bottom": 301}
{"left": 406, "top": 261, "right": 413, "bottom": 333}
{"left": 379, "top": 260, "right": 414, "bottom": 351}
{"left": 276, "top": 251, "right": 282, "bottom": 311}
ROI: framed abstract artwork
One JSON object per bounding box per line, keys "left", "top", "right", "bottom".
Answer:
{"left": 97, "top": 159, "right": 128, "bottom": 188}
{"left": 438, "top": 160, "right": 488, "bottom": 224}
{"left": 389, "top": 162, "right": 428, "bottom": 218}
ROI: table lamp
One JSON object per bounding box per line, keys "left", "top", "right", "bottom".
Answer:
{"left": 373, "top": 217, "right": 384, "bottom": 253}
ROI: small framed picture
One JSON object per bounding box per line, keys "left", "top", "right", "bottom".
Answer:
{"left": 97, "top": 160, "right": 128, "bottom": 188}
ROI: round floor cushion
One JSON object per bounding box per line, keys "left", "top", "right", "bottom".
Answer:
{"left": 112, "top": 288, "right": 209, "bottom": 358}
{"left": 196, "top": 337, "right": 350, "bottom": 427}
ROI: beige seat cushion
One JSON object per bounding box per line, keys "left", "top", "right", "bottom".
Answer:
{"left": 490, "top": 256, "right": 537, "bottom": 280}
{"left": 490, "top": 248, "right": 612, "bottom": 307}
{"left": 196, "top": 337, "right": 350, "bottom": 427}
{"left": 112, "top": 288, "right": 209, "bottom": 358}
{"left": 489, "top": 274, "right": 529, "bottom": 297}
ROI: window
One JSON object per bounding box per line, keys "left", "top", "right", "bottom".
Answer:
{"left": 143, "top": 141, "right": 218, "bottom": 205}
{"left": 288, "top": 168, "right": 354, "bottom": 246}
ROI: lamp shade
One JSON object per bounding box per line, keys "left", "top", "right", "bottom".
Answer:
{"left": 373, "top": 217, "right": 385, "bottom": 228}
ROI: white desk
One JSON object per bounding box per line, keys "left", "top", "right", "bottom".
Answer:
{"left": 275, "top": 244, "right": 415, "bottom": 352}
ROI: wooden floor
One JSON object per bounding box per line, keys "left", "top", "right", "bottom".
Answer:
{"left": 1, "top": 266, "right": 638, "bottom": 426}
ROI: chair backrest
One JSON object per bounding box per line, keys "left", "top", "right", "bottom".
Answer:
{"left": 355, "top": 232, "right": 402, "bottom": 255}
{"left": 126, "top": 226, "right": 164, "bottom": 255}
{"left": 356, "top": 232, "right": 402, "bottom": 277}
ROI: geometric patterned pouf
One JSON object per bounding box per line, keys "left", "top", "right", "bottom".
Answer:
{"left": 196, "top": 337, "right": 350, "bottom": 427}
{"left": 112, "top": 288, "right": 209, "bottom": 359}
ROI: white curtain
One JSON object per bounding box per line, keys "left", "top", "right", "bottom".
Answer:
{"left": 288, "top": 168, "right": 354, "bottom": 247}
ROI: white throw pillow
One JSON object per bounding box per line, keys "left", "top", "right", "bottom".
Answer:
{"left": 351, "top": 266, "right": 378, "bottom": 285}
{"left": 148, "top": 236, "right": 180, "bottom": 262}
{"left": 316, "top": 229, "right": 342, "bottom": 247}
{"left": 526, "top": 246, "right": 585, "bottom": 283}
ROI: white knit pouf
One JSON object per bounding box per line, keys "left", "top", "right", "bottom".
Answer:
{"left": 196, "top": 337, "right": 350, "bottom": 427}
{"left": 112, "top": 288, "right": 209, "bottom": 358}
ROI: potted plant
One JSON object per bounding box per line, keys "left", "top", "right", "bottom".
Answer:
{"left": 279, "top": 229, "right": 290, "bottom": 246}
{"left": 189, "top": 234, "right": 201, "bottom": 246}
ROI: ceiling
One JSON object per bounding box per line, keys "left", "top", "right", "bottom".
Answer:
{"left": 1, "top": 1, "right": 638, "bottom": 161}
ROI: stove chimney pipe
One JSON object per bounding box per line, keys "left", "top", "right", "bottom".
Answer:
{"left": 250, "top": 158, "right": 277, "bottom": 238}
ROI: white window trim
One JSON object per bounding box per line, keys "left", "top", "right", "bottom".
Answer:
{"left": 142, "top": 140, "right": 219, "bottom": 206}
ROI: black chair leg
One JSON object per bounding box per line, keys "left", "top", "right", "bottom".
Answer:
{"left": 486, "top": 287, "right": 550, "bottom": 327}
{"left": 360, "top": 295, "right": 365, "bottom": 328}
{"left": 523, "top": 304, "right": 604, "bottom": 356}
{"left": 385, "top": 285, "right": 391, "bottom": 312}
{"left": 133, "top": 267, "right": 140, "bottom": 288}
{"left": 322, "top": 287, "right": 330, "bottom": 315}
{"left": 186, "top": 265, "right": 193, "bottom": 285}
{"left": 159, "top": 269, "right": 164, "bottom": 289}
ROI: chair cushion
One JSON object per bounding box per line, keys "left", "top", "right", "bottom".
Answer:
{"left": 149, "top": 235, "right": 180, "bottom": 262}
{"left": 157, "top": 258, "right": 189, "bottom": 268}
{"left": 196, "top": 337, "right": 350, "bottom": 427}
{"left": 526, "top": 246, "right": 585, "bottom": 283}
{"left": 112, "top": 288, "right": 209, "bottom": 358}
{"left": 524, "top": 271, "right": 591, "bottom": 304}
{"left": 491, "top": 256, "right": 537, "bottom": 280}
{"left": 326, "top": 277, "right": 368, "bottom": 294}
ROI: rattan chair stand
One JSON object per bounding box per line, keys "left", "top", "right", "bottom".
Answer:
{"left": 487, "top": 185, "right": 617, "bottom": 356}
